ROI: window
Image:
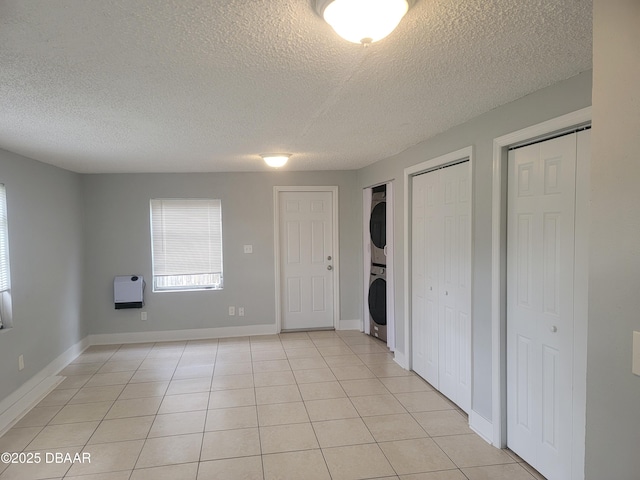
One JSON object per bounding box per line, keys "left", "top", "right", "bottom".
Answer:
{"left": 150, "top": 198, "right": 223, "bottom": 292}
{"left": 0, "top": 185, "right": 12, "bottom": 329}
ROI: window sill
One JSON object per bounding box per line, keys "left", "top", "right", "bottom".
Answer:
{"left": 153, "top": 287, "right": 223, "bottom": 293}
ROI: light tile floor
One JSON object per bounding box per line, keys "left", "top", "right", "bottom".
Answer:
{"left": 0, "top": 331, "right": 545, "bottom": 479}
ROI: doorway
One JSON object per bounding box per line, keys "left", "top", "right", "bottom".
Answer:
{"left": 405, "top": 147, "right": 473, "bottom": 414}
{"left": 505, "top": 130, "right": 590, "bottom": 480}
{"left": 491, "top": 107, "right": 591, "bottom": 480}
{"left": 363, "top": 182, "right": 395, "bottom": 351}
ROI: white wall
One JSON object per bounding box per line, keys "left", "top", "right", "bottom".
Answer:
{"left": 0, "top": 149, "right": 85, "bottom": 403}
{"left": 81, "top": 171, "right": 361, "bottom": 335}
{"left": 585, "top": 1, "right": 640, "bottom": 478}
{"left": 357, "top": 70, "right": 593, "bottom": 421}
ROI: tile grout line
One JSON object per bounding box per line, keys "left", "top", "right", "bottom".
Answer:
{"left": 64, "top": 344, "right": 121, "bottom": 479}
{"left": 249, "top": 337, "right": 266, "bottom": 480}
{"left": 4, "top": 332, "right": 539, "bottom": 480}
{"left": 289, "top": 332, "right": 334, "bottom": 479}
{"left": 194, "top": 337, "right": 219, "bottom": 480}
{"left": 113, "top": 341, "right": 168, "bottom": 476}
{"left": 346, "top": 338, "right": 402, "bottom": 479}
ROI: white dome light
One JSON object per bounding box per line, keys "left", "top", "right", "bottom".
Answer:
{"left": 261, "top": 154, "right": 290, "bottom": 168}
{"left": 317, "top": 0, "right": 412, "bottom": 45}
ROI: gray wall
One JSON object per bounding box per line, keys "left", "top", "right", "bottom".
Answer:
{"left": 357, "top": 70, "right": 593, "bottom": 421}
{"left": 585, "top": 1, "right": 640, "bottom": 478}
{"left": 82, "top": 171, "right": 361, "bottom": 335}
{"left": 0, "top": 149, "right": 85, "bottom": 403}
{"left": 0, "top": 69, "right": 595, "bottom": 427}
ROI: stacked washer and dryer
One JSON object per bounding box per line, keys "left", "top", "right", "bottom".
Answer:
{"left": 368, "top": 185, "right": 387, "bottom": 342}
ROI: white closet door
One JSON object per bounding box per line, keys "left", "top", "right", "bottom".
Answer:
{"left": 411, "top": 161, "right": 471, "bottom": 411}
{"left": 385, "top": 182, "right": 395, "bottom": 351}
{"left": 507, "top": 134, "right": 577, "bottom": 480}
{"left": 411, "top": 171, "right": 440, "bottom": 386}
{"left": 438, "top": 162, "right": 471, "bottom": 412}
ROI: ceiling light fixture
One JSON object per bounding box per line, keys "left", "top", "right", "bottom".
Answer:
{"left": 261, "top": 154, "right": 290, "bottom": 168}
{"left": 316, "top": 0, "right": 414, "bottom": 46}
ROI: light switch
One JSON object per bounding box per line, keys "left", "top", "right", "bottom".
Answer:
{"left": 243, "top": 245, "right": 253, "bottom": 254}
{"left": 633, "top": 331, "right": 640, "bottom": 376}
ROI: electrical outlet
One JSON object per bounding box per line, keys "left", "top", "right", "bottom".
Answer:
{"left": 243, "top": 245, "right": 253, "bottom": 254}
{"left": 141, "top": 311, "right": 148, "bottom": 321}
{"left": 238, "top": 307, "right": 245, "bottom": 317}
{"left": 18, "top": 354, "right": 24, "bottom": 371}
{"left": 229, "top": 306, "right": 235, "bottom": 316}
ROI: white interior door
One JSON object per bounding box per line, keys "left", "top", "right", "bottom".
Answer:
{"left": 385, "top": 182, "right": 395, "bottom": 351}
{"left": 363, "top": 188, "right": 372, "bottom": 335}
{"left": 507, "top": 133, "right": 578, "bottom": 479}
{"left": 438, "top": 163, "right": 471, "bottom": 412}
{"left": 411, "top": 171, "right": 440, "bottom": 386}
{"left": 411, "top": 161, "right": 471, "bottom": 412}
{"left": 279, "top": 191, "right": 334, "bottom": 331}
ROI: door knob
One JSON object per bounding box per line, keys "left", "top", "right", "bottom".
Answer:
{"left": 550, "top": 326, "right": 557, "bottom": 333}
{"left": 327, "top": 265, "right": 333, "bottom": 271}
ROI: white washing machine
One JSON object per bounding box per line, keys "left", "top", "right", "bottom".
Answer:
{"left": 368, "top": 265, "right": 387, "bottom": 341}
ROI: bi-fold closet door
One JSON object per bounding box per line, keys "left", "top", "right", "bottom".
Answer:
{"left": 411, "top": 161, "right": 471, "bottom": 413}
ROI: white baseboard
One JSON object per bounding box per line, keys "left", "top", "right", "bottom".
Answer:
{"left": 469, "top": 410, "right": 494, "bottom": 445}
{"left": 89, "top": 323, "right": 278, "bottom": 345}
{"left": 338, "top": 319, "right": 362, "bottom": 331}
{"left": 393, "top": 350, "right": 409, "bottom": 369}
{"left": 0, "top": 336, "right": 89, "bottom": 436}
{"left": 1, "top": 321, "right": 373, "bottom": 434}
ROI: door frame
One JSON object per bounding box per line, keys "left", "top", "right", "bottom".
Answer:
{"left": 362, "top": 181, "right": 396, "bottom": 350}
{"left": 402, "top": 146, "right": 474, "bottom": 380}
{"left": 273, "top": 186, "right": 340, "bottom": 333}
{"left": 491, "top": 107, "right": 591, "bottom": 479}
{"left": 362, "top": 187, "right": 372, "bottom": 335}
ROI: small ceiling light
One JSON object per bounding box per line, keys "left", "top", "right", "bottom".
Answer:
{"left": 316, "top": 0, "right": 414, "bottom": 45}
{"left": 261, "top": 154, "right": 290, "bottom": 168}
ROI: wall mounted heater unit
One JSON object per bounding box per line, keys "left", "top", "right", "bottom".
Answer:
{"left": 114, "top": 275, "right": 145, "bottom": 309}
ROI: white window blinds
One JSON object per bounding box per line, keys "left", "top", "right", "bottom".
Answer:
{"left": 150, "top": 198, "right": 223, "bottom": 291}
{"left": 0, "top": 185, "right": 11, "bottom": 293}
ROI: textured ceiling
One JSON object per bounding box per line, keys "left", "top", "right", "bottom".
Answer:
{"left": 0, "top": 0, "right": 592, "bottom": 173}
